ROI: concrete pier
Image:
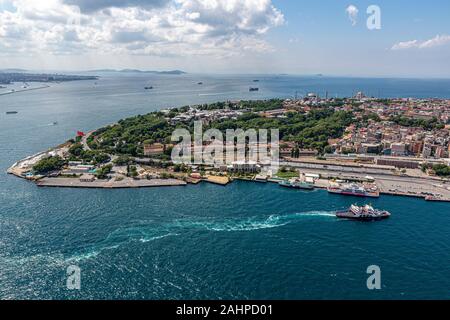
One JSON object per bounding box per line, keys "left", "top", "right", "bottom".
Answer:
{"left": 36, "top": 177, "right": 187, "bottom": 189}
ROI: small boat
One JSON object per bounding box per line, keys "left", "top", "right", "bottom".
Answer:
{"left": 52, "top": 121, "right": 58, "bottom": 126}
{"left": 253, "top": 79, "right": 260, "bottom": 82}
{"left": 279, "top": 179, "right": 314, "bottom": 190}
{"left": 249, "top": 87, "right": 259, "bottom": 92}
{"left": 144, "top": 86, "right": 154, "bottom": 90}
{"left": 197, "top": 82, "right": 203, "bottom": 85}
{"left": 6, "top": 111, "right": 18, "bottom": 114}
{"left": 336, "top": 205, "right": 391, "bottom": 221}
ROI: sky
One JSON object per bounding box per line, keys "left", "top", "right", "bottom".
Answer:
{"left": 0, "top": 0, "right": 449, "bottom": 77}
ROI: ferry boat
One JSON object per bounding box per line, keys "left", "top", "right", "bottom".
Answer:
{"left": 279, "top": 179, "right": 314, "bottom": 190}
{"left": 249, "top": 87, "right": 259, "bottom": 92}
{"left": 327, "top": 183, "right": 380, "bottom": 198}
{"left": 336, "top": 205, "right": 391, "bottom": 221}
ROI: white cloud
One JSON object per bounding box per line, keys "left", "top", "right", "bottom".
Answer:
{"left": 345, "top": 5, "right": 358, "bottom": 27}
{"left": 419, "top": 34, "right": 450, "bottom": 48}
{"left": 0, "top": 0, "right": 284, "bottom": 58}
{"left": 391, "top": 34, "right": 450, "bottom": 50}
{"left": 391, "top": 40, "right": 419, "bottom": 50}
{"left": 63, "top": 0, "right": 170, "bottom": 13}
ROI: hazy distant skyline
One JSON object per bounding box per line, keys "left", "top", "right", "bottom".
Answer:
{"left": 1, "top": 0, "right": 450, "bottom": 77}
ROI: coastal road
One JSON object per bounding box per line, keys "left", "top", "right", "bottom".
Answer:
{"left": 288, "top": 164, "right": 446, "bottom": 186}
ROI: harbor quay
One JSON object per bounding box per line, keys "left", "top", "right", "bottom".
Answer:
{"left": 36, "top": 177, "right": 187, "bottom": 189}
{"left": 281, "top": 158, "right": 450, "bottom": 200}
{"left": 7, "top": 146, "right": 450, "bottom": 201}
{"left": 6, "top": 98, "right": 450, "bottom": 200}
{"left": 292, "top": 166, "right": 450, "bottom": 200}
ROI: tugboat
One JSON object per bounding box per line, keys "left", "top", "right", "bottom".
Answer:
{"left": 336, "top": 205, "right": 391, "bottom": 221}
{"left": 279, "top": 179, "right": 314, "bottom": 190}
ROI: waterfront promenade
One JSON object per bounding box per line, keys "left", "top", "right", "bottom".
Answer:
{"left": 7, "top": 150, "right": 450, "bottom": 200}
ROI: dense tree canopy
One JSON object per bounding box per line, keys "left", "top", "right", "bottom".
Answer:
{"left": 33, "top": 156, "right": 66, "bottom": 174}
{"left": 389, "top": 115, "right": 444, "bottom": 130}
{"left": 433, "top": 164, "right": 450, "bottom": 177}
{"left": 209, "top": 109, "right": 353, "bottom": 151}
{"left": 88, "top": 102, "right": 354, "bottom": 156}
{"left": 69, "top": 143, "right": 110, "bottom": 164}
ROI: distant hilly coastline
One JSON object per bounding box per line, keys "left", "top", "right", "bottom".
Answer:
{"left": 87, "top": 69, "right": 187, "bottom": 75}
{"left": 0, "top": 71, "right": 98, "bottom": 84}
{"left": 0, "top": 68, "right": 29, "bottom": 73}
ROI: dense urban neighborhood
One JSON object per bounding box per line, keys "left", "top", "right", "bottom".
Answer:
{"left": 0, "top": 72, "right": 98, "bottom": 84}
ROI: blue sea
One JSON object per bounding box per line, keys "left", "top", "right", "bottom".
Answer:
{"left": 1, "top": 74, "right": 450, "bottom": 299}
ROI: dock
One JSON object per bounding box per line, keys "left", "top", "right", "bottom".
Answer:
{"left": 7, "top": 147, "right": 450, "bottom": 202}
{"left": 205, "top": 176, "right": 230, "bottom": 186}
{"left": 36, "top": 177, "right": 187, "bottom": 189}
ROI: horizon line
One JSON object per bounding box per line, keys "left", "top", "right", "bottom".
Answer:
{"left": 2, "top": 68, "right": 450, "bottom": 80}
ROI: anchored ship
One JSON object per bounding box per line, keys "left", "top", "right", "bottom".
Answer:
{"left": 328, "top": 183, "right": 380, "bottom": 198}
{"left": 336, "top": 205, "right": 391, "bottom": 221}
{"left": 279, "top": 179, "right": 314, "bottom": 190}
